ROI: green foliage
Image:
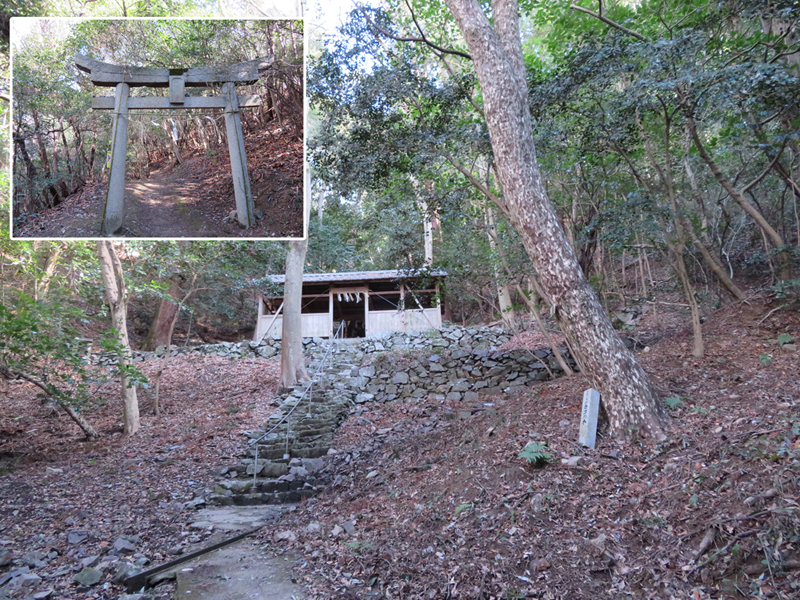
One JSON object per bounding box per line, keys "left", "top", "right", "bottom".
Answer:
{"left": 518, "top": 441, "right": 554, "bottom": 467}
{"left": 759, "top": 353, "right": 773, "bottom": 366}
{"left": 771, "top": 278, "right": 800, "bottom": 300}
{"left": 343, "top": 540, "right": 372, "bottom": 554}
{"left": 0, "top": 291, "right": 145, "bottom": 409}
{"left": 664, "top": 395, "right": 684, "bottom": 410}
{"left": 308, "top": 0, "right": 800, "bottom": 329}
{"left": 40, "top": 0, "right": 212, "bottom": 18}
{"left": 743, "top": 434, "right": 797, "bottom": 463}
{"left": 777, "top": 333, "right": 793, "bottom": 346}
{"left": 454, "top": 502, "right": 472, "bottom": 517}
{"left": 526, "top": 0, "right": 800, "bottom": 282}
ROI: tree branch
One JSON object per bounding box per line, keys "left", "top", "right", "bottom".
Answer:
{"left": 569, "top": 3, "right": 649, "bottom": 42}
{"left": 440, "top": 150, "right": 509, "bottom": 217}
{"left": 433, "top": 49, "right": 484, "bottom": 118}
{"left": 402, "top": 0, "right": 483, "bottom": 118}
{"left": 741, "top": 142, "right": 786, "bottom": 194}
{"left": 359, "top": 6, "right": 472, "bottom": 60}
{"left": 0, "top": 366, "right": 99, "bottom": 439}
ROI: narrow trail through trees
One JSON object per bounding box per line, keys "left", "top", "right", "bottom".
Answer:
{"left": 14, "top": 154, "right": 303, "bottom": 238}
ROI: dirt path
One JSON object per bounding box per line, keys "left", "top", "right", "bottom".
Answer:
{"left": 17, "top": 160, "right": 232, "bottom": 237}
{"left": 122, "top": 159, "right": 233, "bottom": 238}
{"left": 14, "top": 141, "right": 304, "bottom": 239}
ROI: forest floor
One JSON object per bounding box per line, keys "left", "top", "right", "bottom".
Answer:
{"left": 13, "top": 122, "right": 304, "bottom": 239}
{"left": 0, "top": 289, "right": 799, "bottom": 599}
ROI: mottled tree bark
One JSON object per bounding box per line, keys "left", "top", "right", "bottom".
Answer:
{"left": 486, "top": 205, "right": 516, "bottom": 326}
{"left": 97, "top": 240, "right": 140, "bottom": 436}
{"left": 444, "top": 0, "right": 666, "bottom": 439}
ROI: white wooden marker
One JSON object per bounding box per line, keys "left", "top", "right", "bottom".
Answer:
{"left": 579, "top": 388, "right": 601, "bottom": 449}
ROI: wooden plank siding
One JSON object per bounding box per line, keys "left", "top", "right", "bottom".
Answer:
{"left": 254, "top": 271, "right": 445, "bottom": 340}
{"left": 255, "top": 313, "right": 332, "bottom": 340}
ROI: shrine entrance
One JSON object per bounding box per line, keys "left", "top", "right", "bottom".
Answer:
{"left": 75, "top": 53, "right": 274, "bottom": 235}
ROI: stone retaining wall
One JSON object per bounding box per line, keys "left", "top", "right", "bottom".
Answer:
{"left": 92, "top": 324, "right": 530, "bottom": 366}
{"left": 208, "top": 325, "right": 578, "bottom": 506}
{"left": 305, "top": 345, "right": 577, "bottom": 408}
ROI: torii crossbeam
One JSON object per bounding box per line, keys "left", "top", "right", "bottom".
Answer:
{"left": 75, "top": 53, "right": 274, "bottom": 234}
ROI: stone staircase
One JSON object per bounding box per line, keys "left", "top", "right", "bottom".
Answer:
{"left": 209, "top": 341, "right": 368, "bottom": 506}
{"left": 209, "top": 326, "right": 577, "bottom": 507}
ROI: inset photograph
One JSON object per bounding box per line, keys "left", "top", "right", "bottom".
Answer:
{"left": 11, "top": 19, "right": 304, "bottom": 238}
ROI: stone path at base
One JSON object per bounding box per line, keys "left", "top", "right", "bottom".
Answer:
{"left": 191, "top": 506, "right": 283, "bottom": 532}
{"left": 173, "top": 505, "right": 307, "bottom": 600}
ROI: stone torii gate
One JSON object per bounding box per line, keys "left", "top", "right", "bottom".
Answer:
{"left": 75, "top": 53, "right": 274, "bottom": 234}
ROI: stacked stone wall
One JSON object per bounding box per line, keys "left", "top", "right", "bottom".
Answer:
{"left": 204, "top": 325, "right": 577, "bottom": 506}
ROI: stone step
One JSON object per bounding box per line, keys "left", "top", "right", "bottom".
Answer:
{"left": 246, "top": 441, "right": 332, "bottom": 460}
{"left": 216, "top": 476, "right": 316, "bottom": 494}
{"left": 209, "top": 489, "right": 315, "bottom": 506}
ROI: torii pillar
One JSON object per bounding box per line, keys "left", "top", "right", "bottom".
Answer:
{"left": 75, "top": 54, "right": 273, "bottom": 235}
{"left": 105, "top": 82, "right": 130, "bottom": 235}
{"left": 222, "top": 82, "right": 254, "bottom": 229}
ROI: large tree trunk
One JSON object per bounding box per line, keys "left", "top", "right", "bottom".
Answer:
{"left": 164, "top": 120, "right": 184, "bottom": 165}
{"left": 280, "top": 239, "right": 310, "bottom": 388}
{"left": 151, "top": 275, "right": 202, "bottom": 416}
{"left": 31, "top": 110, "right": 51, "bottom": 175}
{"left": 280, "top": 170, "right": 312, "bottom": 388}
{"left": 420, "top": 197, "right": 434, "bottom": 266}
{"left": 35, "top": 243, "right": 62, "bottom": 301}
{"left": 88, "top": 146, "right": 96, "bottom": 178}
{"left": 97, "top": 240, "right": 140, "bottom": 436}
{"left": 142, "top": 280, "right": 181, "bottom": 351}
{"left": 15, "top": 137, "right": 40, "bottom": 213}
{"left": 486, "top": 205, "right": 516, "bottom": 326}
{"left": 410, "top": 176, "right": 435, "bottom": 265}
{"left": 444, "top": 0, "right": 666, "bottom": 439}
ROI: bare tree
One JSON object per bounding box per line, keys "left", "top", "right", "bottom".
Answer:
{"left": 97, "top": 240, "right": 140, "bottom": 435}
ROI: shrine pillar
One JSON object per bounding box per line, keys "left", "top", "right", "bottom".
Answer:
{"left": 222, "top": 81, "right": 255, "bottom": 228}
{"left": 103, "top": 82, "right": 130, "bottom": 235}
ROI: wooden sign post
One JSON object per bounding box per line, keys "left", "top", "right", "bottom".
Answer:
{"left": 75, "top": 54, "right": 273, "bottom": 234}
{"left": 579, "top": 388, "right": 601, "bottom": 449}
